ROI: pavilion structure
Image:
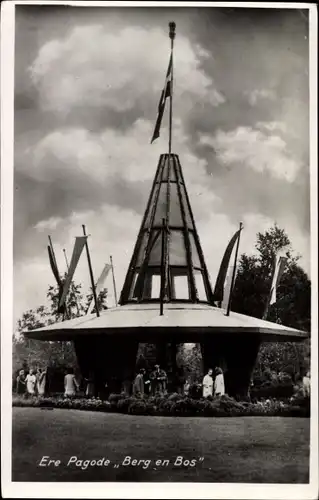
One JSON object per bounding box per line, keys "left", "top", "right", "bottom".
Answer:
{"left": 25, "top": 150, "right": 307, "bottom": 396}
{"left": 24, "top": 23, "right": 308, "bottom": 398}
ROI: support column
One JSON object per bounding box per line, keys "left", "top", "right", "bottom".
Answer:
{"left": 200, "top": 335, "right": 261, "bottom": 398}
{"left": 155, "top": 341, "right": 168, "bottom": 368}
{"left": 74, "top": 337, "right": 139, "bottom": 398}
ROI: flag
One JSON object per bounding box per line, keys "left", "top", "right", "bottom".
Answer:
{"left": 269, "top": 255, "right": 288, "bottom": 305}
{"left": 221, "top": 265, "right": 238, "bottom": 310}
{"left": 87, "top": 263, "right": 112, "bottom": 315}
{"left": 48, "top": 245, "right": 66, "bottom": 314}
{"left": 47, "top": 245, "right": 62, "bottom": 287}
{"left": 213, "top": 229, "right": 241, "bottom": 302}
{"left": 151, "top": 54, "right": 172, "bottom": 143}
{"left": 59, "top": 236, "right": 87, "bottom": 309}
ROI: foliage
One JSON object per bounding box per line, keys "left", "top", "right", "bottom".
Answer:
{"left": 229, "top": 224, "right": 311, "bottom": 384}
{"left": 12, "top": 392, "right": 310, "bottom": 418}
{"left": 232, "top": 224, "right": 310, "bottom": 332}
{"left": 13, "top": 280, "right": 108, "bottom": 380}
{"left": 177, "top": 344, "right": 202, "bottom": 383}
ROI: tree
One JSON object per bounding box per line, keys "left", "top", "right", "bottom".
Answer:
{"left": 177, "top": 344, "right": 202, "bottom": 383}
{"left": 13, "top": 281, "right": 108, "bottom": 378}
{"left": 231, "top": 224, "right": 311, "bottom": 381}
{"left": 232, "top": 224, "right": 310, "bottom": 331}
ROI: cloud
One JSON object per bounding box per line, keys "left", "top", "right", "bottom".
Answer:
{"left": 17, "top": 117, "right": 221, "bottom": 226}
{"left": 34, "top": 216, "right": 62, "bottom": 232}
{"left": 201, "top": 125, "right": 301, "bottom": 183}
{"left": 29, "top": 25, "right": 225, "bottom": 117}
{"left": 246, "top": 88, "right": 276, "bottom": 106}
{"left": 14, "top": 204, "right": 142, "bottom": 323}
{"left": 13, "top": 8, "right": 310, "bottom": 323}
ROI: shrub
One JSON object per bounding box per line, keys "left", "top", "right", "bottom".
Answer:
{"left": 167, "top": 392, "right": 182, "bottom": 402}
{"left": 250, "top": 380, "right": 294, "bottom": 400}
{"left": 12, "top": 393, "right": 309, "bottom": 418}
{"left": 128, "top": 400, "right": 147, "bottom": 415}
{"left": 108, "top": 392, "right": 127, "bottom": 403}
{"left": 117, "top": 397, "right": 135, "bottom": 413}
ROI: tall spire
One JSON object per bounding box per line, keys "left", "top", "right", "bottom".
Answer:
{"left": 168, "top": 21, "right": 176, "bottom": 155}
{"left": 119, "top": 154, "right": 215, "bottom": 306}
{"left": 120, "top": 23, "right": 214, "bottom": 308}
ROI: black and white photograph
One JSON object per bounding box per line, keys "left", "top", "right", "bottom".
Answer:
{"left": 1, "top": 2, "right": 318, "bottom": 498}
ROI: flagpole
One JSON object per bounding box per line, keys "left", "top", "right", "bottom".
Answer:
{"left": 168, "top": 21, "right": 175, "bottom": 155}
{"left": 226, "top": 222, "right": 243, "bottom": 317}
{"left": 62, "top": 248, "right": 71, "bottom": 319}
{"left": 262, "top": 289, "right": 273, "bottom": 320}
{"left": 263, "top": 259, "right": 275, "bottom": 320}
{"left": 82, "top": 225, "right": 100, "bottom": 318}
{"left": 110, "top": 255, "right": 118, "bottom": 307}
{"left": 160, "top": 218, "right": 166, "bottom": 316}
{"left": 63, "top": 248, "right": 69, "bottom": 271}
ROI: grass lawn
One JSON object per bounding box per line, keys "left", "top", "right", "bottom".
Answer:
{"left": 12, "top": 408, "right": 310, "bottom": 483}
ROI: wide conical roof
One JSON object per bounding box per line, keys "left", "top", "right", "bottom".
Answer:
{"left": 25, "top": 302, "right": 307, "bottom": 342}
{"left": 120, "top": 153, "right": 214, "bottom": 306}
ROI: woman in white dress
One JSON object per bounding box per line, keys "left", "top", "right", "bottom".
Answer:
{"left": 214, "top": 367, "right": 225, "bottom": 396}
{"left": 302, "top": 370, "right": 310, "bottom": 397}
{"left": 25, "top": 368, "right": 37, "bottom": 396}
{"left": 202, "top": 369, "right": 214, "bottom": 398}
{"left": 36, "top": 368, "right": 47, "bottom": 396}
{"left": 64, "top": 368, "right": 79, "bottom": 397}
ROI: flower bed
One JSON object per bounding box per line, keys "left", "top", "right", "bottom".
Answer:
{"left": 12, "top": 392, "right": 310, "bottom": 418}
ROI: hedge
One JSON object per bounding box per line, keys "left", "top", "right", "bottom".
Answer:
{"left": 12, "top": 392, "right": 310, "bottom": 417}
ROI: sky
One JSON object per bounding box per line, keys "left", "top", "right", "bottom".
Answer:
{"left": 13, "top": 5, "right": 310, "bottom": 323}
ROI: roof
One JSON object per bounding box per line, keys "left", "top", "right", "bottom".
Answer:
{"left": 119, "top": 153, "right": 215, "bottom": 305}
{"left": 24, "top": 302, "right": 308, "bottom": 342}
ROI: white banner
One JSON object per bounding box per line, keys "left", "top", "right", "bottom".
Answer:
{"left": 86, "top": 263, "right": 112, "bottom": 315}
{"left": 59, "top": 236, "right": 87, "bottom": 309}
{"left": 221, "top": 265, "right": 238, "bottom": 310}
{"left": 269, "top": 255, "right": 288, "bottom": 305}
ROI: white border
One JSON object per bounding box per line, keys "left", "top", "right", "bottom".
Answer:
{"left": 1, "top": 2, "right": 318, "bottom": 499}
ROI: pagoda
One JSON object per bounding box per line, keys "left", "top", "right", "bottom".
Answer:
{"left": 25, "top": 23, "right": 307, "bottom": 398}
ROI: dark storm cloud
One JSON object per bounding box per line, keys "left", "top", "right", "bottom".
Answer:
{"left": 14, "top": 5, "right": 310, "bottom": 282}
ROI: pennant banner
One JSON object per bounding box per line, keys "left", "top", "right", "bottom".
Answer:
{"left": 59, "top": 236, "right": 87, "bottom": 309}
{"left": 151, "top": 54, "right": 172, "bottom": 144}
{"left": 47, "top": 245, "right": 62, "bottom": 286}
{"left": 87, "top": 263, "right": 112, "bottom": 315}
{"left": 221, "top": 265, "right": 238, "bottom": 310}
{"left": 213, "top": 229, "right": 241, "bottom": 302}
{"left": 269, "top": 255, "right": 288, "bottom": 305}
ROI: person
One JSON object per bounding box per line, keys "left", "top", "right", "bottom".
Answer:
{"left": 150, "top": 365, "right": 167, "bottom": 395}
{"left": 183, "top": 378, "right": 191, "bottom": 396}
{"left": 202, "top": 368, "right": 214, "bottom": 398}
{"left": 16, "top": 369, "right": 26, "bottom": 395}
{"left": 302, "top": 370, "right": 310, "bottom": 397}
{"left": 214, "top": 367, "right": 225, "bottom": 396}
{"left": 36, "top": 367, "right": 47, "bottom": 396}
{"left": 132, "top": 368, "right": 146, "bottom": 396}
{"left": 25, "top": 368, "right": 37, "bottom": 396}
{"left": 84, "top": 371, "right": 95, "bottom": 398}
{"left": 64, "top": 367, "right": 79, "bottom": 397}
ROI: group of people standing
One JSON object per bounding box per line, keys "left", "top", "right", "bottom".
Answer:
{"left": 132, "top": 364, "right": 225, "bottom": 398}
{"left": 133, "top": 364, "right": 168, "bottom": 396}
{"left": 16, "top": 368, "right": 47, "bottom": 397}
{"left": 202, "top": 367, "right": 225, "bottom": 398}
{"left": 15, "top": 364, "right": 225, "bottom": 399}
